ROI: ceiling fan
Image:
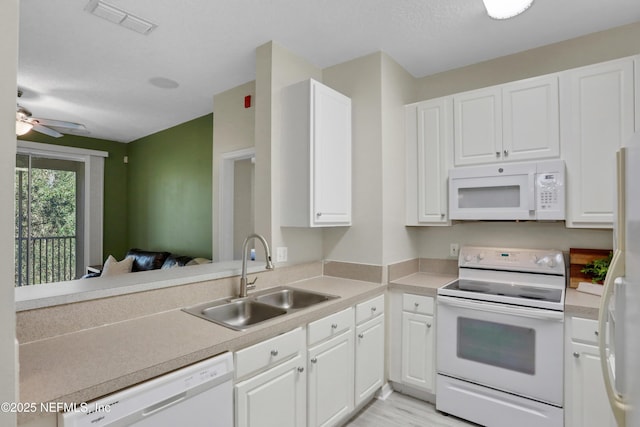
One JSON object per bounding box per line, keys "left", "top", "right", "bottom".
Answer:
{"left": 16, "top": 90, "right": 86, "bottom": 138}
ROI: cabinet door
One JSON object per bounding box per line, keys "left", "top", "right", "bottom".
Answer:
{"left": 355, "top": 315, "right": 385, "bottom": 406}
{"left": 312, "top": 81, "right": 352, "bottom": 226}
{"left": 561, "top": 58, "right": 635, "bottom": 228}
{"left": 413, "top": 98, "right": 452, "bottom": 224}
{"left": 401, "top": 312, "right": 435, "bottom": 392}
{"left": 235, "top": 355, "right": 306, "bottom": 427}
{"left": 308, "top": 330, "right": 354, "bottom": 427}
{"left": 502, "top": 75, "right": 560, "bottom": 162}
{"left": 568, "top": 342, "right": 616, "bottom": 427}
{"left": 453, "top": 87, "right": 502, "bottom": 166}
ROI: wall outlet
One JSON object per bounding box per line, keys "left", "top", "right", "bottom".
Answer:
{"left": 450, "top": 243, "right": 460, "bottom": 257}
{"left": 276, "top": 247, "right": 288, "bottom": 263}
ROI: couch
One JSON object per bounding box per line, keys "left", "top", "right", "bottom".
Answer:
{"left": 83, "top": 248, "right": 206, "bottom": 278}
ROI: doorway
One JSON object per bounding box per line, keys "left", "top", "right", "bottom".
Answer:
{"left": 219, "top": 148, "right": 255, "bottom": 261}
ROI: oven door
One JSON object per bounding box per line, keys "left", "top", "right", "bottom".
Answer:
{"left": 437, "top": 295, "right": 564, "bottom": 406}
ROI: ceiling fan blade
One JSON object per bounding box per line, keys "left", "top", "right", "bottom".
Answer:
{"left": 32, "top": 117, "right": 86, "bottom": 130}
{"left": 32, "top": 123, "right": 63, "bottom": 138}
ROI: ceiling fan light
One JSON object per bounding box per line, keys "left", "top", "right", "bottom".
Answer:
{"left": 483, "top": 0, "right": 534, "bottom": 19}
{"left": 16, "top": 120, "right": 33, "bottom": 136}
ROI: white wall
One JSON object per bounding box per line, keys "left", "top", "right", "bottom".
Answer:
{"left": 1, "top": 1, "right": 19, "bottom": 425}
{"left": 212, "top": 80, "right": 255, "bottom": 261}
{"left": 380, "top": 54, "right": 420, "bottom": 265}
{"left": 323, "top": 53, "right": 385, "bottom": 265}
{"left": 255, "top": 42, "right": 324, "bottom": 265}
{"left": 418, "top": 222, "right": 613, "bottom": 260}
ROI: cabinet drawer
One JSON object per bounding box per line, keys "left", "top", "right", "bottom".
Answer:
{"left": 308, "top": 307, "right": 354, "bottom": 346}
{"left": 571, "top": 317, "right": 599, "bottom": 345}
{"left": 235, "top": 327, "right": 304, "bottom": 379}
{"left": 402, "top": 294, "right": 434, "bottom": 315}
{"left": 355, "top": 295, "right": 385, "bottom": 324}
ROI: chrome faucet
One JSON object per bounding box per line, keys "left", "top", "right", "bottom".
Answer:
{"left": 239, "top": 233, "right": 274, "bottom": 298}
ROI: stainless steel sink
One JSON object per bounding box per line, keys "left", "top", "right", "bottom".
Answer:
{"left": 254, "top": 287, "right": 338, "bottom": 310}
{"left": 183, "top": 299, "right": 287, "bottom": 331}
{"left": 183, "top": 286, "right": 339, "bottom": 330}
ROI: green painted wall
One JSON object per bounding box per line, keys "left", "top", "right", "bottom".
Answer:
{"left": 18, "top": 133, "right": 129, "bottom": 259}
{"left": 127, "top": 114, "right": 213, "bottom": 259}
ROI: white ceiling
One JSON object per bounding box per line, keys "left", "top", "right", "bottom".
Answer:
{"left": 17, "top": 0, "right": 640, "bottom": 143}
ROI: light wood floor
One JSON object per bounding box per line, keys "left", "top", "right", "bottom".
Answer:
{"left": 344, "top": 392, "right": 480, "bottom": 427}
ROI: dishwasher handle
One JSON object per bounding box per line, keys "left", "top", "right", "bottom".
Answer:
{"left": 141, "top": 392, "right": 188, "bottom": 418}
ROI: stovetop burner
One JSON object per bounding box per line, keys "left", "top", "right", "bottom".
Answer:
{"left": 437, "top": 246, "right": 567, "bottom": 311}
{"left": 442, "top": 279, "right": 563, "bottom": 304}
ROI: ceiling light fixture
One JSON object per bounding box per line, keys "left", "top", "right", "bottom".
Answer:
{"left": 15, "top": 110, "right": 33, "bottom": 136}
{"left": 483, "top": 0, "right": 534, "bottom": 19}
{"left": 16, "top": 120, "right": 33, "bottom": 136}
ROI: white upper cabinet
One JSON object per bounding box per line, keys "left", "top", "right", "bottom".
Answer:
{"left": 453, "top": 75, "right": 560, "bottom": 166}
{"left": 502, "top": 75, "right": 560, "bottom": 161}
{"left": 405, "top": 98, "right": 452, "bottom": 225}
{"left": 454, "top": 86, "right": 502, "bottom": 166}
{"left": 281, "top": 78, "right": 352, "bottom": 227}
{"left": 561, "top": 57, "right": 635, "bottom": 228}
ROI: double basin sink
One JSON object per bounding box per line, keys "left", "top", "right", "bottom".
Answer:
{"left": 183, "top": 286, "right": 339, "bottom": 331}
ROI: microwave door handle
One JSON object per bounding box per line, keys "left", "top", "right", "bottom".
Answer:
{"left": 528, "top": 172, "right": 536, "bottom": 212}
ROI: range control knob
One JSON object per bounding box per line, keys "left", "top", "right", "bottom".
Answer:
{"left": 539, "top": 256, "right": 556, "bottom": 268}
{"left": 464, "top": 254, "right": 474, "bottom": 262}
{"left": 477, "top": 252, "right": 485, "bottom": 261}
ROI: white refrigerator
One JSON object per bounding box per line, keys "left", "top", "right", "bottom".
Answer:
{"left": 599, "top": 132, "right": 640, "bottom": 427}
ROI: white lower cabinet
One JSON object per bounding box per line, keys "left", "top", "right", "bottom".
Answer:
{"left": 400, "top": 294, "right": 435, "bottom": 392}
{"left": 565, "top": 317, "right": 616, "bottom": 427}
{"left": 235, "top": 354, "right": 307, "bottom": 427}
{"left": 401, "top": 311, "right": 435, "bottom": 391}
{"left": 354, "top": 305, "right": 385, "bottom": 406}
{"left": 388, "top": 292, "right": 436, "bottom": 398}
{"left": 307, "top": 307, "right": 354, "bottom": 427}
{"left": 235, "top": 328, "right": 307, "bottom": 427}
{"left": 234, "top": 295, "right": 385, "bottom": 427}
{"left": 308, "top": 330, "right": 354, "bottom": 427}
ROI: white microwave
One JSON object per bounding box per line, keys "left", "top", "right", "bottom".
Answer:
{"left": 449, "top": 160, "right": 565, "bottom": 221}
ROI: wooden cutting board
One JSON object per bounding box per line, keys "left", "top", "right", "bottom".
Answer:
{"left": 569, "top": 248, "right": 612, "bottom": 288}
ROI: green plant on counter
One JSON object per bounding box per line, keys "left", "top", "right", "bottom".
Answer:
{"left": 581, "top": 252, "right": 613, "bottom": 283}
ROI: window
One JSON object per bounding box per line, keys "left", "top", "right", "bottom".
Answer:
{"left": 15, "top": 141, "right": 107, "bottom": 286}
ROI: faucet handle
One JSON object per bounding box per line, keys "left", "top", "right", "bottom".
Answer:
{"left": 247, "top": 276, "right": 258, "bottom": 289}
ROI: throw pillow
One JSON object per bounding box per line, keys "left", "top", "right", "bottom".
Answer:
{"left": 101, "top": 255, "right": 134, "bottom": 277}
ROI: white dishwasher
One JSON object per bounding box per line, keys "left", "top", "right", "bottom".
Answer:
{"left": 59, "top": 352, "right": 233, "bottom": 427}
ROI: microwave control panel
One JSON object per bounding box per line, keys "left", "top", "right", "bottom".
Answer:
{"left": 536, "top": 172, "right": 560, "bottom": 210}
{"left": 535, "top": 165, "right": 565, "bottom": 220}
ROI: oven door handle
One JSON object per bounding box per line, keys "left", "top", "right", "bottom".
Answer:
{"left": 437, "top": 296, "right": 564, "bottom": 321}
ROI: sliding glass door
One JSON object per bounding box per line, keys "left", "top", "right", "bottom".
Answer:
{"left": 15, "top": 153, "right": 85, "bottom": 285}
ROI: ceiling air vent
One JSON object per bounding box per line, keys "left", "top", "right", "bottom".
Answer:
{"left": 85, "top": 0, "right": 157, "bottom": 35}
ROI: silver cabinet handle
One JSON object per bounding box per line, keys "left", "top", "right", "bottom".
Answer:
{"left": 270, "top": 349, "right": 279, "bottom": 357}
{"left": 504, "top": 150, "right": 509, "bottom": 157}
{"left": 311, "top": 357, "right": 318, "bottom": 364}
{"left": 573, "top": 352, "right": 580, "bottom": 358}
{"left": 496, "top": 151, "right": 500, "bottom": 157}
{"left": 358, "top": 333, "right": 364, "bottom": 339}
{"left": 331, "top": 323, "right": 338, "bottom": 329}
{"left": 297, "top": 366, "right": 305, "bottom": 373}
{"left": 440, "top": 213, "right": 445, "bottom": 219}
{"left": 427, "top": 323, "right": 432, "bottom": 328}
{"left": 316, "top": 212, "right": 322, "bottom": 217}
{"left": 414, "top": 302, "right": 420, "bottom": 308}
{"left": 594, "top": 331, "right": 599, "bottom": 336}
{"left": 371, "top": 307, "right": 377, "bottom": 312}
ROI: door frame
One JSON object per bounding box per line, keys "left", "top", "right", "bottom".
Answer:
{"left": 218, "top": 148, "right": 255, "bottom": 261}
